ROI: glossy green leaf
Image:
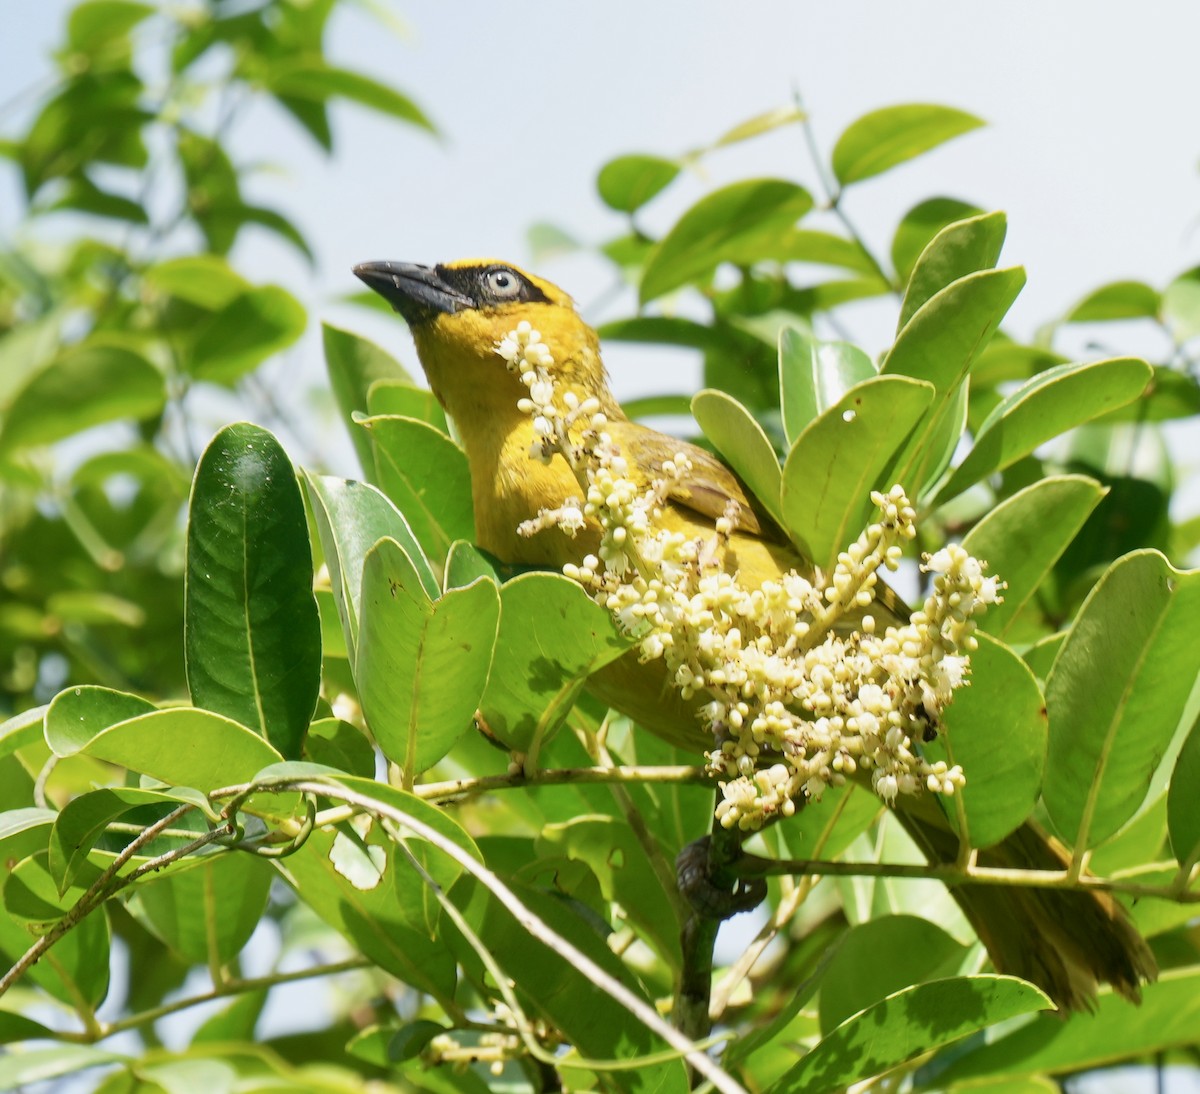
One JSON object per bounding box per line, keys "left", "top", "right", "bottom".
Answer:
{"left": 367, "top": 379, "right": 447, "bottom": 431}
{"left": 832, "top": 104, "right": 985, "bottom": 187}
{"left": 936, "top": 358, "right": 1152, "bottom": 505}
{"left": 934, "top": 969, "right": 1200, "bottom": 1083}
{"left": 597, "top": 154, "right": 680, "bottom": 213}
{"left": 818, "top": 915, "right": 968, "bottom": 1034}
{"left": 188, "top": 285, "right": 306, "bottom": 385}
{"left": 962, "top": 476, "right": 1107, "bottom": 639}
{"left": 1167, "top": 711, "right": 1200, "bottom": 865}
{"left": 356, "top": 538, "right": 499, "bottom": 777}
{"left": 266, "top": 62, "right": 434, "bottom": 132}
{"left": 778, "top": 326, "right": 876, "bottom": 443}
{"left": 303, "top": 473, "right": 438, "bottom": 663}
{"left": 480, "top": 572, "right": 631, "bottom": 754}
{"left": 692, "top": 388, "right": 784, "bottom": 524}
{"left": 899, "top": 212, "right": 1006, "bottom": 329}
{"left": 0, "top": 339, "right": 164, "bottom": 454}
{"left": 639, "top": 178, "right": 813, "bottom": 303}
{"left": 78, "top": 708, "right": 283, "bottom": 791}
{"left": 769, "top": 976, "right": 1047, "bottom": 1093}
{"left": 0, "top": 1010, "right": 55, "bottom": 1046}
{"left": 132, "top": 852, "right": 271, "bottom": 964}
{"left": 1066, "top": 280, "right": 1161, "bottom": 323}
{"left": 1044, "top": 550, "right": 1200, "bottom": 848}
{"left": 443, "top": 540, "right": 499, "bottom": 591}
{"left": 323, "top": 323, "right": 416, "bottom": 475}
{"left": 925, "top": 634, "right": 1047, "bottom": 847}
{"left": 185, "top": 424, "right": 319, "bottom": 758}
{"left": 361, "top": 414, "right": 474, "bottom": 563}
{"left": 44, "top": 685, "right": 157, "bottom": 756}
{"left": 780, "top": 375, "right": 934, "bottom": 569}
{"left": 891, "top": 197, "right": 985, "bottom": 283}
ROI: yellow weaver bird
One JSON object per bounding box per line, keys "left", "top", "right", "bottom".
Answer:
{"left": 353, "top": 257, "right": 1156, "bottom": 1012}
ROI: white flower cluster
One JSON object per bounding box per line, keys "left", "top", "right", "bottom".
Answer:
{"left": 497, "top": 325, "right": 1002, "bottom": 830}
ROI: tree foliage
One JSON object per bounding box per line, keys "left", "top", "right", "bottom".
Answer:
{"left": 3, "top": 4, "right": 1200, "bottom": 1092}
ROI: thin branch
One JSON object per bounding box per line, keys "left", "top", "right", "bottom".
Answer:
{"left": 97, "top": 957, "right": 373, "bottom": 1038}
{"left": 414, "top": 764, "right": 709, "bottom": 803}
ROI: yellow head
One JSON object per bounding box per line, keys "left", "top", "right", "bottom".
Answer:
{"left": 352, "top": 258, "right": 620, "bottom": 428}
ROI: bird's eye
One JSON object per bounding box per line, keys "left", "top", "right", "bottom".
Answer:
{"left": 485, "top": 268, "right": 522, "bottom": 300}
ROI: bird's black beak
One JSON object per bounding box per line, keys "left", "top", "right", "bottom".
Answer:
{"left": 352, "top": 261, "right": 474, "bottom": 324}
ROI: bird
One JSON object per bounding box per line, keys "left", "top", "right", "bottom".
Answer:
{"left": 352, "top": 256, "right": 1157, "bottom": 1013}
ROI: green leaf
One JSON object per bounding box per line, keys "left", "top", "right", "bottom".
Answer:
{"left": 933, "top": 969, "right": 1200, "bottom": 1083}
{"left": 265, "top": 62, "right": 434, "bottom": 132}
{"left": 323, "top": 323, "right": 416, "bottom": 475}
{"left": 1044, "top": 550, "right": 1200, "bottom": 848}
{"left": 76, "top": 708, "right": 283, "bottom": 791}
{"left": 770, "top": 228, "right": 880, "bottom": 276}
{"left": 185, "top": 424, "right": 320, "bottom": 758}
{"left": 597, "top": 154, "right": 680, "bottom": 213}
{"left": 144, "top": 254, "right": 247, "bottom": 309}
{"left": 0, "top": 1047, "right": 125, "bottom": 1089}
{"left": 962, "top": 476, "right": 1107, "bottom": 639}
{"left": 1066, "top": 280, "right": 1161, "bottom": 323}
{"left": 780, "top": 375, "right": 934, "bottom": 569}
{"left": 924, "top": 634, "right": 1047, "bottom": 847}
{"left": 188, "top": 285, "right": 306, "bottom": 385}
{"left": 1168, "top": 712, "right": 1200, "bottom": 866}
{"left": 832, "top": 104, "right": 985, "bottom": 187}
{"left": 303, "top": 473, "right": 439, "bottom": 664}
{"left": 468, "top": 878, "right": 689, "bottom": 1094}
{"left": 67, "top": 1, "right": 154, "bottom": 53}
{"left": 1162, "top": 265, "right": 1200, "bottom": 341}
{"left": 367, "top": 379, "right": 446, "bottom": 431}
{"left": 44, "top": 685, "right": 156, "bottom": 756}
{"left": 936, "top": 358, "right": 1152, "bottom": 505}
{"left": 0, "top": 1010, "right": 55, "bottom": 1046}
{"left": 480, "top": 572, "right": 631, "bottom": 754}
{"left": 1094, "top": 365, "right": 1200, "bottom": 423}
{"left": 881, "top": 267, "right": 1025, "bottom": 490}
{"left": 361, "top": 414, "right": 474, "bottom": 563}
{"left": 443, "top": 540, "right": 499, "bottom": 591}
{"left": 899, "top": 212, "right": 1007, "bottom": 329}
{"left": 45, "top": 174, "right": 149, "bottom": 224}
{"left": 891, "top": 197, "right": 985, "bottom": 283}
{"left": 2, "top": 853, "right": 111, "bottom": 1006}
{"left": 303, "top": 718, "right": 375, "bottom": 778}
{"left": 708, "top": 104, "right": 807, "bottom": 149}
{"left": 818, "top": 915, "right": 968, "bottom": 1033}
{"left": 769, "top": 976, "right": 1047, "bottom": 1094}
{"left": 0, "top": 705, "right": 49, "bottom": 762}
{"left": 778, "top": 326, "right": 876, "bottom": 444}
{"left": 639, "top": 179, "right": 813, "bottom": 303}
{"left": 541, "top": 815, "right": 680, "bottom": 969}
{"left": 132, "top": 852, "right": 271, "bottom": 964}
{"left": 356, "top": 539, "right": 499, "bottom": 777}
{"left": 691, "top": 389, "right": 784, "bottom": 524}
{"left": 0, "top": 338, "right": 165, "bottom": 454}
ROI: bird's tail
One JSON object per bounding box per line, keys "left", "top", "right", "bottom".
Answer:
{"left": 897, "top": 808, "right": 1158, "bottom": 1013}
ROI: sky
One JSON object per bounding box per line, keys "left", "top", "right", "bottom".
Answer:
{"left": 4, "top": 1, "right": 1200, "bottom": 483}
